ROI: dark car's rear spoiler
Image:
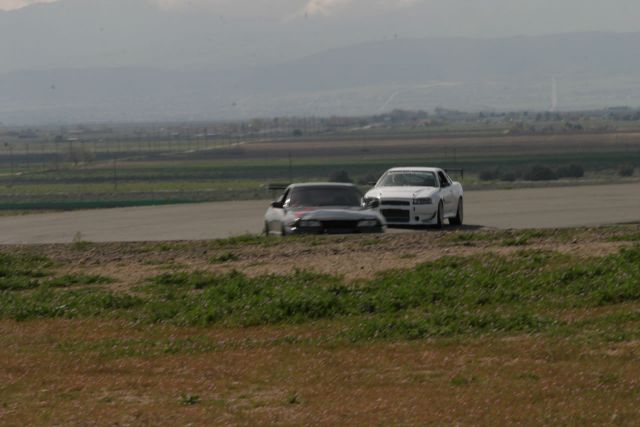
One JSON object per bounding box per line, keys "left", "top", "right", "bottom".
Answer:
{"left": 445, "top": 168, "right": 464, "bottom": 181}
{"left": 267, "top": 183, "right": 290, "bottom": 191}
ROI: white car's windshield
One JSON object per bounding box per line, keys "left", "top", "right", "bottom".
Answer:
{"left": 289, "top": 187, "right": 362, "bottom": 207}
{"left": 378, "top": 172, "right": 437, "bottom": 187}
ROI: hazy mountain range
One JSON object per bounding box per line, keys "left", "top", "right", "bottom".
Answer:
{"left": 2, "top": 0, "right": 640, "bottom": 124}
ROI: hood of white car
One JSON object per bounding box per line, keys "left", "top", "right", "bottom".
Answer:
{"left": 365, "top": 186, "right": 439, "bottom": 200}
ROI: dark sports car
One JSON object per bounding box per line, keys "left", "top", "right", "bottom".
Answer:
{"left": 264, "top": 183, "right": 386, "bottom": 235}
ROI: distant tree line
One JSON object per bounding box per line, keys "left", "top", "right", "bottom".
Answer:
{"left": 479, "top": 162, "right": 636, "bottom": 182}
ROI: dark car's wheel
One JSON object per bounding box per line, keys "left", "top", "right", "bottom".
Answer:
{"left": 263, "top": 221, "right": 270, "bottom": 236}
{"left": 450, "top": 198, "right": 464, "bottom": 226}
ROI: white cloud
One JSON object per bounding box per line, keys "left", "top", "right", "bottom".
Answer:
{"left": 0, "top": 0, "right": 236, "bottom": 12}
{"left": 303, "top": 0, "right": 351, "bottom": 16}
{"left": 0, "top": 0, "right": 56, "bottom": 11}
{"left": 301, "top": 0, "right": 418, "bottom": 17}
{"left": 150, "top": 0, "right": 219, "bottom": 11}
{"left": 0, "top": 0, "right": 418, "bottom": 17}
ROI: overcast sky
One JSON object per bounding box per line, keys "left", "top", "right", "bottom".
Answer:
{"left": 1, "top": 0, "right": 639, "bottom": 38}
{"left": 1, "top": 0, "right": 640, "bottom": 74}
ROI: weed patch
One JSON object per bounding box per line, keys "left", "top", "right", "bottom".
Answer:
{"left": 609, "top": 232, "right": 640, "bottom": 242}
{"left": 180, "top": 394, "right": 200, "bottom": 406}
{"left": 287, "top": 392, "right": 301, "bottom": 405}
{"left": 445, "top": 232, "right": 497, "bottom": 244}
{"left": 501, "top": 230, "right": 546, "bottom": 246}
{"left": 450, "top": 375, "right": 478, "bottom": 386}
{"left": 0, "top": 252, "right": 52, "bottom": 291}
{"left": 46, "top": 274, "right": 115, "bottom": 288}
{"left": 3, "top": 246, "right": 640, "bottom": 342}
{"left": 205, "top": 234, "right": 281, "bottom": 249}
{"left": 71, "top": 232, "right": 92, "bottom": 251}
{"left": 210, "top": 251, "right": 239, "bottom": 264}
{"left": 0, "top": 288, "right": 143, "bottom": 321}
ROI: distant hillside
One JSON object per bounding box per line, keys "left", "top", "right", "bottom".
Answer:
{"left": 276, "top": 32, "right": 640, "bottom": 89}
{"left": 3, "top": 31, "right": 640, "bottom": 124}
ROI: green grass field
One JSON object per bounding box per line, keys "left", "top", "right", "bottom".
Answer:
{"left": 2, "top": 226, "right": 640, "bottom": 424}
{"left": 3, "top": 244, "right": 640, "bottom": 338}
{"left": 0, "top": 151, "right": 636, "bottom": 205}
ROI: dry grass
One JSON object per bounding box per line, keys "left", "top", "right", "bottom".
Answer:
{"left": 2, "top": 226, "right": 640, "bottom": 425}
{"left": 1, "top": 319, "right": 640, "bottom": 425}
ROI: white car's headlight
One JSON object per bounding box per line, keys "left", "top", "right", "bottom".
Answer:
{"left": 413, "top": 198, "right": 433, "bottom": 205}
{"left": 299, "top": 220, "right": 322, "bottom": 227}
{"left": 358, "top": 219, "right": 379, "bottom": 227}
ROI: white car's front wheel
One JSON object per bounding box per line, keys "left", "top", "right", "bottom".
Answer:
{"left": 434, "top": 201, "right": 444, "bottom": 229}
{"left": 450, "top": 198, "right": 463, "bottom": 226}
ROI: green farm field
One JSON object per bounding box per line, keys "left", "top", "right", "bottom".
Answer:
{"left": 0, "top": 130, "right": 639, "bottom": 207}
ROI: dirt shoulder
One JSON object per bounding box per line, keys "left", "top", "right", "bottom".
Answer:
{"left": 2, "top": 224, "right": 637, "bottom": 287}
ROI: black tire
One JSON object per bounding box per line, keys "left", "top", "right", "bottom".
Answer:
{"left": 450, "top": 198, "right": 464, "bottom": 226}
{"left": 263, "top": 222, "right": 270, "bottom": 236}
{"left": 434, "top": 201, "right": 444, "bottom": 229}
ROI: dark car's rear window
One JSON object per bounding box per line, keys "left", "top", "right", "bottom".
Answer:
{"left": 289, "top": 186, "right": 362, "bottom": 207}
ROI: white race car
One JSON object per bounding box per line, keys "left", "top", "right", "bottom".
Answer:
{"left": 364, "top": 167, "right": 464, "bottom": 227}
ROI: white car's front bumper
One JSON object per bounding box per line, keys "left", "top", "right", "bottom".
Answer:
{"left": 379, "top": 199, "right": 438, "bottom": 225}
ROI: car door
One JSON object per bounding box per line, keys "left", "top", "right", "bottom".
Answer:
{"left": 444, "top": 172, "right": 461, "bottom": 215}
{"left": 437, "top": 171, "right": 455, "bottom": 215}
{"left": 267, "top": 188, "right": 289, "bottom": 233}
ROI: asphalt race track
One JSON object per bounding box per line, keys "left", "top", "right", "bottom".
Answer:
{"left": 0, "top": 183, "right": 639, "bottom": 244}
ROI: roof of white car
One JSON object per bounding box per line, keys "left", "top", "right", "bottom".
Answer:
{"left": 289, "top": 182, "right": 356, "bottom": 188}
{"left": 386, "top": 167, "right": 443, "bottom": 173}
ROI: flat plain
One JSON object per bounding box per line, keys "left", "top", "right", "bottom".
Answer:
{"left": 1, "top": 130, "right": 639, "bottom": 204}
